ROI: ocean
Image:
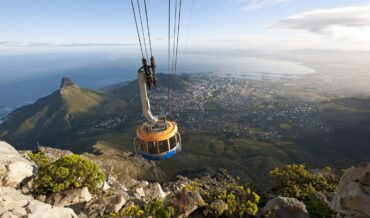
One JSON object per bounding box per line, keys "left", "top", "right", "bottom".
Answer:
{"left": 0, "top": 49, "right": 315, "bottom": 118}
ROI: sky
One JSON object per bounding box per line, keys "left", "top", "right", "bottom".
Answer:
{"left": 1, "top": 0, "right": 370, "bottom": 52}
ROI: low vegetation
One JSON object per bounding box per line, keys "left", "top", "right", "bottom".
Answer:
{"left": 28, "top": 151, "right": 51, "bottom": 168}
{"left": 31, "top": 153, "right": 105, "bottom": 194}
{"left": 270, "top": 164, "right": 337, "bottom": 217}
{"left": 28, "top": 151, "right": 341, "bottom": 217}
{"left": 109, "top": 201, "right": 174, "bottom": 218}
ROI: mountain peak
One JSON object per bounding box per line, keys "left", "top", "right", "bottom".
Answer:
{"left": 60, "top": 77, "right": 79, "bottom": 94}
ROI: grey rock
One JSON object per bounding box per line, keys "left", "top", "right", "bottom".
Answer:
{"left": 105, "top": 194, "right": 127, "bottom": 213}
{"left": 145, "top": 182, "right": 167, "bottom": 200}
{"left": 0, "top": 211, "right": 18, "bottom": 218}
{"left": 262, "top": 196, "right": 309, "bottom": 218}
{"left": 107, "top": 175, "right": 117, "bottom": 186}
{"left": 82, "top": 197, "right": 108, "bottom": 217}
{"left": 0, "top": 186, "right": 76, "bottom": 218}
{"left": 169, "top": 190, "right": 205, "bottom": 218}
{"left": 135, "top": 187, "right": 145, "bottom": 198}
{"left": 0, "top": 141, "right": 36, "bottom": 188}
{"left": 0, "top": 187, "right": 33, "bottom": 215}
{"left": 26, "top": 199, "right": 77, "bottom": 218}
{"left": 46, "top": 187, "right": 92, "bottom": 207}
{"left": 331, "top": 163, "right": 370, "bottom": 218}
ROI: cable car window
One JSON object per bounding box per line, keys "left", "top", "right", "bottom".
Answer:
{"left": 159, "top": 140, "right": 169, "bottom": 153}
{"left": 135, "top": 139, "right": 140, "bottom": 151}
{"left": 169, "top": 136, "right": 177, "bottom": 149}
{"left": 139, "top": 140, "right": 147, "bottom": 152}
{"left": 148, "top": 141, "right": 158, "bottom": 154}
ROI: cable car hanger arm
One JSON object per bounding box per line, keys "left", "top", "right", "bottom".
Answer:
{"left": 138, "top": 58, "right": 158, "bottom": 124}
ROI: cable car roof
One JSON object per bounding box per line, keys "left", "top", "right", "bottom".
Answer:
{"left": 136, "top": 121, "right": 178, "bottom": 142}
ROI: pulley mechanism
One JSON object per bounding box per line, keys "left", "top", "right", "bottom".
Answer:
{"left": 139, "top": 57, "right": 157, "bottom": 90}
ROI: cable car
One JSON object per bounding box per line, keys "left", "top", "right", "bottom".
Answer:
{"left": 133, "top": 58, "right": 182, "bottom": 160}
{"left": 130, "top": 0, "right": 183, "bottom": 160}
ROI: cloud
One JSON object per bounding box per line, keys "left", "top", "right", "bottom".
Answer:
{"left": 234, "top": 0, "right": 292, "bottom": 11}
{"left": 0, "top": 41, "right": 133, "bottom": 48}
{"left": 271, "top": 5, "right": 370, "bottom": 42}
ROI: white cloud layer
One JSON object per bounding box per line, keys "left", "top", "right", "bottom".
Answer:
{"left": 271, "top": 5, "right": 370, "bottom": 43}
{"left": 245, "top": 0, "right": 291, "bottom": 10}
{"left": 0, "top": 42, "right": 131, "bottom": 47}
{"left": 230, "top": 0, "right": 291, "bottom": 11}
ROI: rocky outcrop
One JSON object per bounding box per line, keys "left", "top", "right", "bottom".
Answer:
{"left": 144, "top": 182, "right": 167, "bottom": 200}
{"left": 26, "top": 199, "right": 77, "bottom": 218}
{"left": 46, "top": 187, "right": 92, "bottom": 207}
{"left": 331, "top": 163, "right": 370, "bottom": 218}
{"left": 37, "top": 146, "right": 74, "bottom": 161}
{"left": 60, "top": 77, "right": 79, "bottom": 94}
{"left": 0, "top": 186, "right": 77, "bottom": 218}
{"left": 169, "top": 190, "right": 205, "bottom": 218}
{"left": 104, "top": 194, "right": 127, "bottom": 213}
{"left": 0, "top": 141, "right": 36, "bottom": 188}
{"left": 262, "top": 196, "right": 309, "bottom": 218}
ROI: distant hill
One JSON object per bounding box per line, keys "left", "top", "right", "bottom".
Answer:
{"left": 0, "top": 78, "right": 130, "bottom": 152}
{"left": 0, "top": 73, "right": 190, "bottom": 153}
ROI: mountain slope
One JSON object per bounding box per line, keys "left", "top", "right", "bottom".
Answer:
{"left": 0, "top": 78, "right": 129, "bottom": 152}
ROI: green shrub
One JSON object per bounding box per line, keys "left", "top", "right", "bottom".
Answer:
{"left": 144, "top": 200, "right": 175, "bottom": 218}
{"left": 123, "top": 205, "right": 144, "bottom": 218}
{"left": 203, "top": 184, "right": 260, "bottom": 217}
{"left": 269, "top": 164, "right": 337, "bottom": 217}
{"left": 304, "top": 194, "right": 335, "bottom": 218}
{"left": 111, "top": 202, "right": 174, "bottom": 218}
{"left": 270, "top": 164, "right": 336, "bottom": 198}
{"left": 28, "top": 151, "right": 51, "bottom": 168}
{"left": 33, "top": 154, "right": 105, "bottom": 194}
{"left": 183, "top": 181, "right": 200, "bottom": 191}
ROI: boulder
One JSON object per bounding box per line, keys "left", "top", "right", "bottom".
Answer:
{"left": 135, "top": 187, "right": 146, "bottom": 198}
{"left": 46, "top": 187, "right": 92, "bottom": 207}
{"left": 105, "top": 194, "right": 127, "bottom": 213}
{"left": 26, "top": 200, "right": 77, "bottom": 218}
{"left": 169, "top": 190, "right": 205, "bottom": 218}
{"left": 145, "top": 182, "right": 167, "bottom": 200}
{"left": 0, "top": 186, "right": 77, "bottom": 218}
{"left": 0, "top": 187, "right": 33, "bottom": 215}
{"left": 107, "top": 175, "right": 117, "bottom": 186}
{"left": 100, "top": 181, "right": 111, "bottom": 191}
{"left": 262, "top": 196, "right": 309, "bottom": 218}
{"left": 0, "top": 141, "right": 36, "bottom": 188}
{"left": 331, "top": 163, "right": 370, "bottom": 218}
{"left": 82, "top": 197, "right": 109, "bottom": 217}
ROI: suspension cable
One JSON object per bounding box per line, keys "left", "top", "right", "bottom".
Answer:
{"left": 173, "top": 0, "right": 183, "bottom": 108}
{"left": 171, "top": 0, "right": 178, "bottom": 77}
{"left": 143, "top": 0, "right": 153, "bottom": 58}
{"left": 173, "top": 0, "right": 182, "bottom": 85}
{"left": 182, "top": 0, "right": 194, "bottom": 67}
{"left": 136, "top": 0, "right": 149, "bottom": 60}
{"left": 167, "top": 0, "right": 171, "bottom": 109}
{"left": 130, "top": 0, "right": 144, "bottom": 58}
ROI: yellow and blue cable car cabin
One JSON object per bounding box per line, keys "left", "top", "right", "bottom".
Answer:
{"left": 135, "top": 120, "right": 181, "bottom": 160}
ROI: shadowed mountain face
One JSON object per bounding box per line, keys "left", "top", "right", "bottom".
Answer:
{"left": 0, "top": 78, "right": 129, "bottom": 152}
